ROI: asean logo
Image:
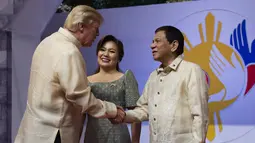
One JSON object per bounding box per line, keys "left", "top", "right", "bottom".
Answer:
{"left": 175, "top": 10, "right": 255, "bottom": 142}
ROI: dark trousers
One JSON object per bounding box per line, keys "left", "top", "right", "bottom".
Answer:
{"left": 54, "top": 131, "right": 61, "bottom": 143}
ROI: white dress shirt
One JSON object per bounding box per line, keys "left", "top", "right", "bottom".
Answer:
{"left": 14, "top": 28, "right": 117, "bottom": 143}
{"left": 125, "top": 56, "right": 209, "bottom": 143}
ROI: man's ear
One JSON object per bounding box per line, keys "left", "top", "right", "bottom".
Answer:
{"left": 171, "top": 40, "right": 179, "bottom": 52}
{"left": 78, "top": 23, "right": 84, "bottom": 33}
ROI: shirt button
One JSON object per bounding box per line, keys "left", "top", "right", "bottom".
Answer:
{"left": 160, "top": 79, "right": 163, "bottom": 82}
{"left": 157, "top": 92, "right": 160, "bottom": 95}
{"left": 154, "top": 118, "right": 156, "bottom": 121}
{"left": 155, "top": 104, "right": 157, "bottom": 107}
{"left": 154, "top": 132, "right": 156, "bottom": 135}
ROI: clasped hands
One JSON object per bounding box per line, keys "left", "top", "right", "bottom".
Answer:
{"left": 109, "top": 106, "right": 126, "bottom": 124}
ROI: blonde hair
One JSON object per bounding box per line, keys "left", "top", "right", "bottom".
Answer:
{"left": 64, "top": 5, "right": 104, "bottom": 32}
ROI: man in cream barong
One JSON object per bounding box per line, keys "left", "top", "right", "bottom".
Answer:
{"left": 115, "top": 26, "right": 209, "bottom": 143}
{"left": 14, "top": 5, "right": 125, "bottom": 143}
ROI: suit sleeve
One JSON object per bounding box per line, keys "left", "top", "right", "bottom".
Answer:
{"left": 55, "top": 50, "right": 117, "bottom": 118}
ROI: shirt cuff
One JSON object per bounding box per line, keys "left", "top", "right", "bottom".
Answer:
{"left": 123, "top": 111, "right": 134, "bottom": 123}
{"left": 103, "top": 101, "right": 117, "bottom": 118}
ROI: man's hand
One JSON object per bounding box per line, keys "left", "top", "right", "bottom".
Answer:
{"left": 109, "top": 106, "right": 126, "bottom": 124}
{"left": 115, "top": 106, "right": 126, "bottom": 122}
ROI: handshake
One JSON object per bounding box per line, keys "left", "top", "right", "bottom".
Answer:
{"left": 109, "top": 106, "right": 126, "bottom": 124}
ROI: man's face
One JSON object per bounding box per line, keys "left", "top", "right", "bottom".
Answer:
{"left": 150, "top": 31, "right": 173, "bottom": 62}
{"left": 80, "top": 22, "right": 100, "bottom": 47}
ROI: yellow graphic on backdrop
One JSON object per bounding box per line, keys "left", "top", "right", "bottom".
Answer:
{"left": 183, "top": 12, "right": 244, "bottom": 141}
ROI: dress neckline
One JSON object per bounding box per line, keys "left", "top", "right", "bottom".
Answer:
{"left": 89, "top": 70, "right": 131, "bottom": 84}
{"left": 89, "top": 74, "right": 125, "bottom": 84}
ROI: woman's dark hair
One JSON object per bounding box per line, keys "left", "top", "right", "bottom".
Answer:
{"left": 94, "top": 35, "right": 124, "bottom": 73}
